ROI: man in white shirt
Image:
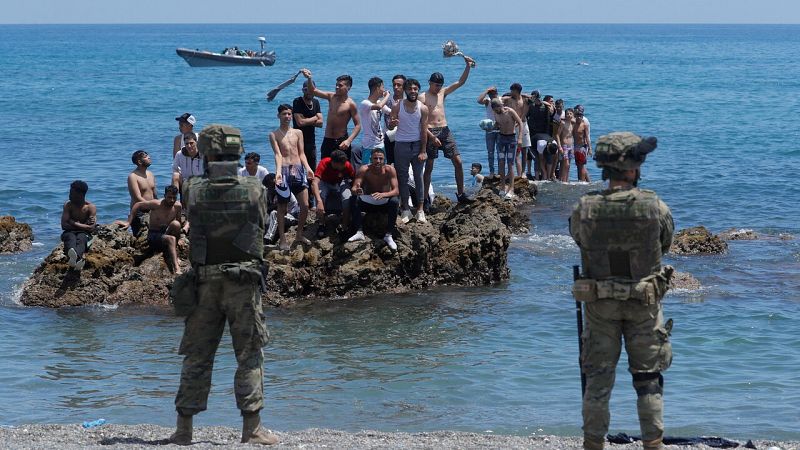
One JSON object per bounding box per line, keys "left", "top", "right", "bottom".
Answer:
{"left": 172, "top": 133, "right": 204, "bottom": 192}
{"left": 238, "top": 152, "right": 270, "bottom": 182}
{"left": 354, "top": 77, "right": 391, "bottom": 171}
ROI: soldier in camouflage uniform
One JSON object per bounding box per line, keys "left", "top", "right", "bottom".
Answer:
{"left": 170, "top": 124, "right": 278, "bottom": 445}
{"left": 569, "top": 132, "right": 674, "bottom": 450}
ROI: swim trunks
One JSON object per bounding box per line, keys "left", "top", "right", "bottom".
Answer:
{"left": 278, "top": 164, "right": 308, "bottom": 204}
{"left": 147, "top": 225, "right": 167, "bottom": 251}
{"left": 497, "top": 133, "right": 516, "bottom": 165}
{"left": 426, "top": 126, "right": 460, "bottom": 160}
{"left": 321, "top": 135, "right": 350, "bottom": 160}
{"left": 575, "top": 146, "right": 588, "bottom": 165}
{"left": 562, "top": 144, "right": 574, "bottom": 161}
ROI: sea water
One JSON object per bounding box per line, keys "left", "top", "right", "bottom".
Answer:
{"left": 0, "top": 24, "right": 798, "bottom": 439}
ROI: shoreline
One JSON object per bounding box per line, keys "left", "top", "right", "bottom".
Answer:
{"left": 1, "top": 425, "right": 797, "bottom": 449}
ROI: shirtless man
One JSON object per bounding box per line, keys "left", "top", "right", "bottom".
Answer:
{"left": 127, "top": 150, "right": 158, "bottom": 236}
{"left": 302, "top": 68, "right": 361, "bottom": 162}
{"left": 118, "top": 185, "right": 185, "bottom": 274}
{"left": 502, "top": 83, "right": 531, "bottom": 179}
{"left": 419, "top": 56, "right": 475, "bottom": 206}
{"left": 556, "top": 108, "right": 576, "bottom": 182}
{"left": 573, "top": 105, "right": 592, "bottom": 182}
{"left": 269, "top": 104, "right": 315, "bottom": 250}
{"left": 61, "top": 180, "right": 97, "bottom": 271}
{"left": 347, "top": 147, "right": 400, "bottom": 251}
{"left": 490, "top": 98, "right": 523, "bottom": 199}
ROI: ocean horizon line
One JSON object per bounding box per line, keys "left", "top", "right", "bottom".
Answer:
{"left": 2, "top": 21, "right": 799, "bottom": 26}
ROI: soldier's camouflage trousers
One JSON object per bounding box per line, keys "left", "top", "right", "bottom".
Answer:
{"left": 581, "top": 299, "right": 672, "bottom": 442}
{"left": 175, "top": 265, "right": 268, "bottom": 416}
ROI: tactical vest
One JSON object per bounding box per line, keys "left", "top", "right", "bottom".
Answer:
{"left": 184, "top": 176, "right": 266, "bottom": 265}
{"left": 574, "top": 188, "right": 664, "bottom": 281}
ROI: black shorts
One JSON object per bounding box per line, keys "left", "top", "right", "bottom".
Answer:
{"left": 321, "top": 135, "right": 351, "bottom": 160}
{"left": 426, "top": 126, "right": 460, "bottom": 160}
{"left": 147, "top": 227, "right": 166, "bottom": 250}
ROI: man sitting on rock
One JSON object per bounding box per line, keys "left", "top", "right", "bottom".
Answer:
{"left": 347, "top": 147, "right": 400, "bottom": 251}
{"left": 117, "top": 185, "right": 186, "bottom": 274}
{"left": 311, "top": 149, "right": 355, "bottom": 237}
{"left": 61, "top": 180, "right": 97, "bottom": 271}
{"left": 262, "top": 173, "right": 299, "bottom": 244}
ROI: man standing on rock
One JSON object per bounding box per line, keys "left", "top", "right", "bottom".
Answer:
{"left": 569, "top": 132, "right": 674, "bottom": 450}
{"left": 420, "top": 56, "right": 475, "bottom": 207}
{"left": 170, "top": 124, "right": 277, "bottom": 446}
{"left": 302, "top": 68, "right": 361, "bottom": 162}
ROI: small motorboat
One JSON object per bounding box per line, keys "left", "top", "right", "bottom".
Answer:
{"left": 177, "top": 37, "right": 276, "bottom": 67}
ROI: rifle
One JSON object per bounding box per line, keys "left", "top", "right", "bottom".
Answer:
{"left": 573, "top": 265, "right": 586, "bottom": 396}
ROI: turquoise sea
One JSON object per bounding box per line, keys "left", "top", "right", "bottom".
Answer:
{"left": 1, "top": 24, "right": 799, "bottom": 440}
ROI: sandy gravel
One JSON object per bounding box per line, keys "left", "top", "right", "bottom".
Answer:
{"left": 0, "top": 425, "right": 798, "bottom": 449}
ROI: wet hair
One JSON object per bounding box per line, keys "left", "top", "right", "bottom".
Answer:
{"left": 330, "top": 150, "right": 348, "bottom": 164}
{"left": 278, "top": 103, "right": 292, "bottom": 113}
{"left": 70, "top": 180, "right": 88, "bottom": 194}
{"left": 510, "top": 83, "right": 522, "bottom": 93}
{"left": 244, "top": 152, "right": 260, "bottom": 163}
{"left": 183, "top": 133, "right": 196, "bottom": 142}
{"left": 164, "top": 185, "right": 179, "bottom": 196}
{"left": 392, "top": 74, "right": 407, "bottom": 83}
{"left": 404, "top": 78, "right": 420, "bottom": 91}
{"left": 371, "top": 147, "right": 386, "bottom": 156}
{"left": 368, "top": 76, "right": 383, "bottom": 92}
{"left": 336, "top": 74, "right": 353, "bottom": 88}
{"left": 555, "top": 98, "right": 564, "bottom": 106}
{"left": 547, "top": 141, "right": 559, "bottom": 154}
{"left": 131, "top": 150, "right": 148, "bottom": 165}
{"left": 471, "top": 162, "right": 482, "bottom": 171}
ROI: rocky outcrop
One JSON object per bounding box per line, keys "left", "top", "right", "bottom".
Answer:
{"left": 263, "top": 181, "right": 537, "bottom": 307}
{"left": 718, "top": 228, "right": 758, "bottom": 241}
{"left": 19, "top": 225, "right": 188, "bottom": 308}
{"left": 0, "top": 216, "right": 34, "bottom": 254}
{"left": 669, "top": 226, "right": 728, "bottom": 255}
{"left": 670, "top": 271, "right": 701, "bottom": 291}
{"left": 20, "top": 180, "right": 537, "bottom": 309}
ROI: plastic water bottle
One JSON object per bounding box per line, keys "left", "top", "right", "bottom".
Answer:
{"left": 82, "top": 418, "right": 106, "bottom": 429}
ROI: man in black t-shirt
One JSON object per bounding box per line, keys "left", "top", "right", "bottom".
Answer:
{"left": 292, "top": 81, "right": 324, "bottom": 171}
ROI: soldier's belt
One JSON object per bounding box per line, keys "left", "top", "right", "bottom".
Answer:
{"left": 573, "top": 279, "right": 659, "bottom": 304}
{"left": 196, "top": 261, "right": 260, "bottom": 279}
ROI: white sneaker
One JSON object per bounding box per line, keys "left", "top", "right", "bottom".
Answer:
{"left": 383, "top": 234, "right": 397, "bottom": 251}
{"left": 75, "top": 259, "right": 85, "bottom": 271}
{"left": 400, "top": 209, "right": 412, "bottom": 224}
{"left": 67, "top": 248, "right": 77, "bottom": 268}
{"left": 348, "top": 230, "right": 365, "bottom": 242}
{"left": 415, "top": 209, "right": 427, "bottom": 223}
{"left": 498, "top": 190, "right": 506, "bottom": 197}
{"left": 504, "top": 191, "right": 517, "bottom": 200}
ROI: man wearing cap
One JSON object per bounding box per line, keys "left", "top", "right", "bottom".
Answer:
{"left": 173, "top": 113, "right": 198, "bottom": 157}
{"left": 569, "top": 132, "right": 674, "bottom": 450}
{"left": 419, "top": 55, "right": 475, "bottom": 206}
{"left": 170, "top": 124, "right": 278, "bottom": 446}
{"left": 292, "top": 82, "right": 323, "bottom": 172}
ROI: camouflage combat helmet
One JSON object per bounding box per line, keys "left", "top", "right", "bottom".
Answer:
{"left": 197, "top": 124, "right": 244, "bottom": 157}
{"left": 594, "top": 132, "right": 657, "bottom": 171}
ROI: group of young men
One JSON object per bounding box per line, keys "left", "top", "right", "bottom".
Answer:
{"left": 478, "top": 85, "right": 593, "bottom": 191}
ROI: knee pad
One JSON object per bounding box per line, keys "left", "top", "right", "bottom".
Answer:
{"left": 632, "top": 372, "right": 663, "bottom": 396}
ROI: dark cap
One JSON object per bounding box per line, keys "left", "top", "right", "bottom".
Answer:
{"left": 575, "top": 105, "right": 585, "bottom": 115}
{"left": 429, "top": 72, "right": 444, "bottom": 84}
{"left": 175, "top": 113, "right": 196, "bottom": 126}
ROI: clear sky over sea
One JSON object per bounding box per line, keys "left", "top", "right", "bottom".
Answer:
{"left": 3, "top": 0, "right": 800, "bottom": 24}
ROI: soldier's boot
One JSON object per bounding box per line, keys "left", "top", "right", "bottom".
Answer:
{"left": 642, "top": 436, "right": 665, "bottom": 450}
{"left": 241, "top": 411, "right": 279, "bottom": 445}
{"left": 583, "top": 435, "right": 605, "bottom": 450}
{"left": 169, "top": 414, "right": 193, "bottom": 446}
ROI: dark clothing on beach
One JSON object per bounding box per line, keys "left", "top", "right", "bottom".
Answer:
{"left": 321, "top": 135, "right": 351, "bottom": 161}
{"left": 350, "top": 196, "right": 399, "bottom": 236}
{"left": 292, "top": 96, "right": 321, "bottom": 169}
{"left": 527, "top": 102, "right": 552, "bottom": 136}
{"left": 61, "top": 230, "right": 90, "bottom": 259}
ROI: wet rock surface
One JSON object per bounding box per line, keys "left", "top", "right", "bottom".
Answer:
{"left": 20, "top": 180, "right": 537, "bottom": 308}
{"left": 670, "top": 226, "right": 728, "bottom": 255}
{"left": 19, "top": 225, "right": 188, "bottom": 308}
{"left": 718, "top": 228, "right": 759, "bottom": 241}
{"left": 0, "top": 216, "right": 34, "bottom": 254}
{"left": 670, "top": 271, "right": 702, "bottom": 291}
